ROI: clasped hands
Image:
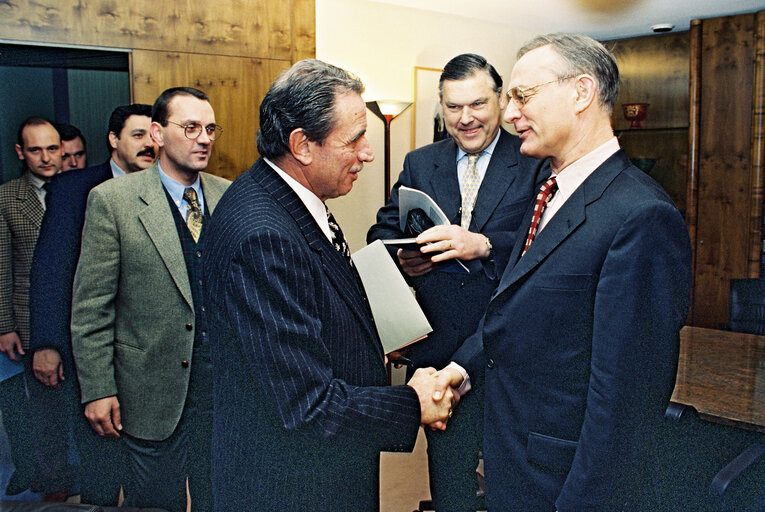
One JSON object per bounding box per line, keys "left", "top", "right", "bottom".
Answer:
{"left": 397, "top": 224, "right": 490, "bottom": 277}
{"left": 406, "top": 367, "right": 466, "bottom": 430}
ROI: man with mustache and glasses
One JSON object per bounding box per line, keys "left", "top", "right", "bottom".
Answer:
{"left": 27, "top": 104, "right": 158, "bottom": 506}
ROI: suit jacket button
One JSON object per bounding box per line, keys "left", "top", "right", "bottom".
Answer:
{"left": 487, "top": 358, "right": 495, "bottom": 369}
{"left": 181, "top": 360, "right": 189, "bottom": 368}
{"left": 185, "top": 323, "right": 193, "bottom": 331}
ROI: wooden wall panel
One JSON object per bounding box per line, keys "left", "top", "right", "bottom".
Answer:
{"left": 132, "top": 50, "right": 290, "bottom": 181}
{"left": 292, "top": 0, "right": 318, "bottom": 62}
{"left": 693, "top": 13, "right": 755, "bottom": 328}
{"left": 0, "top": 0, "right": 294, "bottom": 60}
{"left": 0, "top": 0, "right": 316, "bottom": 180}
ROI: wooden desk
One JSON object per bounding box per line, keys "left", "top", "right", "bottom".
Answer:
{"left": 671, "top": 326, "right": 765, "bottom": 433}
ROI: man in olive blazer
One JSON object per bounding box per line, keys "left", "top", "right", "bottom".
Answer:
{"left": 71, "top": 88, "right": 229, "bottom": 512}
{"left": 72, "top": 161, "right": 227, "bottom": 433}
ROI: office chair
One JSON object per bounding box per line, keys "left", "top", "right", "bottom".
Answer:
{"left": 728, "top": 278, "right": 765, "bottom": 334}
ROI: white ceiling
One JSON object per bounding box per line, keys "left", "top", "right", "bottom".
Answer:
{"left": 367, "top": 0, "right": 765, "bottom": 39}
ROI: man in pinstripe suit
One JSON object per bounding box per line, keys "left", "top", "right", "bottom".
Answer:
{"left": 204, "top": 60, "right": 456, "bottom": 511}
{"left": 0, "top": 117, "right": 62, "bottom": 497}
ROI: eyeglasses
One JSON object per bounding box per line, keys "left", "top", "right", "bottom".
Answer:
{"left": 507, "top": 75, "right": 578, "bottom": 108}
{"left": 167, "top": 121, "right": 223, "bottom": 141}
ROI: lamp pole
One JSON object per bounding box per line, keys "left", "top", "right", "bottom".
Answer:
{"left": 366, "top": 100, "right": 411, "bottom": 202}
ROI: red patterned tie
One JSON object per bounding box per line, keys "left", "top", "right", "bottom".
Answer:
{"left": 522, "top": 176, "right": 558, "bottom": 256}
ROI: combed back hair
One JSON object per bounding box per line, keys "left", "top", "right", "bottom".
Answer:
{"left": 55, "top": 123, "right": 86, "bottom": 148}
{"left": 17, "top": 116, "right": 56, "bottom": 148}
{"left": 256, "top": 59, "right": 364, "bottom": 160}
{"left": 152, "top": 87, "right": 210, "bottom": 126}
{"left": 439, "top": 53, "right": 503, "bottom": 101}
{"left": 107, "top": 104, "right": 152, "bottom": 149}
{"left": 518, "top": 33, "right": 620, "bottom": 114}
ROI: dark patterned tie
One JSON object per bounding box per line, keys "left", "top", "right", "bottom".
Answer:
{"left": 521, "top": 176, "right": 558, "bottom": 256}
{"left": 326, "top": 206, "right": 352, "bottom": 265}
{"left": 183, "top": 187, "right": 203, "bottom": 243}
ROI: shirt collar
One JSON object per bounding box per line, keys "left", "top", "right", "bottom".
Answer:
{"left": 456, "top": 129, "right": 501, "bottom": 162}
{"left": 157, "top": 161, "right": 204, "bottom": 213}
{"left": 26, "top": 170, "right": 47, "bottom": 190}
{"left": 109, "top": 158, "right": 127, "bottom": 178}
{"left": 552, "top": 136, "right": 620, "bottom": 200}
{"left": 264, "top": 157, "right": 332, "bottom": 241}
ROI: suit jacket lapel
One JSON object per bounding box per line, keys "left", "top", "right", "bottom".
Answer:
{"left": 18, "top": 174, "right": 44, "bottom": 229}
{"left": 136, "top": 164, "right": 193, "bottom": 309}
{"left": 429, "top": 141, "right": 461, "bottom": 224}
{"left": 253, "top": 161, "right": 380, "bottom": 351}
{"left": 471, "top": 129, "right": 519, "bottom": 231}
{"left": 496, "top": 150, "right": 629, "bottom": 295}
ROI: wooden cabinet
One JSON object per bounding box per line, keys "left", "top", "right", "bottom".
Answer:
{"left": 608, "top": 32, "right": 690, "bottom": 213}
{"left": 607, "top": 11, "right": 765, "bottom": 329}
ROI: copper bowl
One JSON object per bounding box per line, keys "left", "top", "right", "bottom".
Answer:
{"left": 622, "top": 102, "right": 649, "bottom": 129}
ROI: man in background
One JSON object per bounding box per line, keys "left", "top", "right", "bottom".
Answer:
{"left": 56, "top": 123, "right": 87, "bottom": 171}
{"left": 0, "top": 117, "right": 62, "bottom": 498}
{"left": 204, "top": 59, "right": 456, "bottom": 511}
{"left": 368, "top": 53, "right": 545, "bottom": 511}
{"left": 71, "top": 88, "right": 228, "bottom": 511}
{"left": 435, "top": 33, "right": 692, "bottom": 511}
{"left": 29, "top": 103, "right": 157, "bottom": 505}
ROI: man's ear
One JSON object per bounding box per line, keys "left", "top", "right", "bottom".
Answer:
{"left": 149, "top": 122, "right": 165, "bottom": 148}
{"left": 288, "top": 128, "right": 312, "bottom": 166}
{"left": 573, "top": 74, "right": 598, "bottom": 114}
{"left": 14, "top": 144, "right": 24, "bottom": 161}
{"left": 108, "top": 132, "right": 119, "bottom": 152}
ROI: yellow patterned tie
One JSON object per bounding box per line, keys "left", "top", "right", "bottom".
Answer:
{"left": 183, "top": 187, "right": 203, "bottom": 242}
{"left": 460, "top": 153, "right": 481, "bottom": 228}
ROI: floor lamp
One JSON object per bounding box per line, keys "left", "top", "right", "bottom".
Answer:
{"left": 366, "top": 100, "right": 411, "bottom": 202}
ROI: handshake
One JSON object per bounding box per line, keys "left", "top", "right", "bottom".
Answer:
{"left": 406, "top": 367, "right": 465, "bottom": 430}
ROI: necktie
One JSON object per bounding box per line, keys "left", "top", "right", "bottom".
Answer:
{"left": 41, "top": 182, "right": 50, "bottom": 210}
{"left": 183, "top": 187, "right": 203, "bottom": 243}
{"left": 326, "top": 206, "right": 352, "bottom": 265}
{"left": 460, "top": 153, "right": 481, "bottom": 228}
{"left": 521, "top": 176, "right": 558, "bottom": 256}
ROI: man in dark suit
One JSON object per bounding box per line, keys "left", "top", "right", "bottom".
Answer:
{"left": 203, "top": 59, "right": 456, "bottom": 512}
{"left": 0, "top": 117, "right": 62, "bottom": 497}
{"left": 368, "top": 54, "right": 545, "bottom": 511}
{"left": 71, "top": 88, "right": 229, "bottom": 512}
{"left": 28, "top": 103, "right": 157, "bottom": 505}
{"left": 434, "top": 34, "right": 693, "bottom": 511}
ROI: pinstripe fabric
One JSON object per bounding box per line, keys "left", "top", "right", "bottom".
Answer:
{"left": 204, "top": 159, "right": 422, "bottom": 511}
{"left": 0, "top": 173, "right": 45, "bottom": 349}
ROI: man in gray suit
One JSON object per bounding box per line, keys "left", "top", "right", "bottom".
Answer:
{"left": 71, "top": 87, "right": 229, "bottom": 512}
{"left": 0, "top": 117, "right": 63, "bottom": 497}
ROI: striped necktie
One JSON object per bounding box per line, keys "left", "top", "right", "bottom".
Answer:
{"left": 521, "top": 176, "right": 558, "bottom": 256}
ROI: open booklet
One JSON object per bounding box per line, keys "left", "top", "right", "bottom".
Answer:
{"left": 381, "top": 185, "right": 469, "bottom": 273}
{"left": 351, "top": 240, "right": 432, "bottom": 354}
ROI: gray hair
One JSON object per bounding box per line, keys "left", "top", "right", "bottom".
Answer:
{"left": 518, "top": 33, "right": 619, "bottom": 114}
{"left": 257, "top": 59, "right": 364, "bottom": 160}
